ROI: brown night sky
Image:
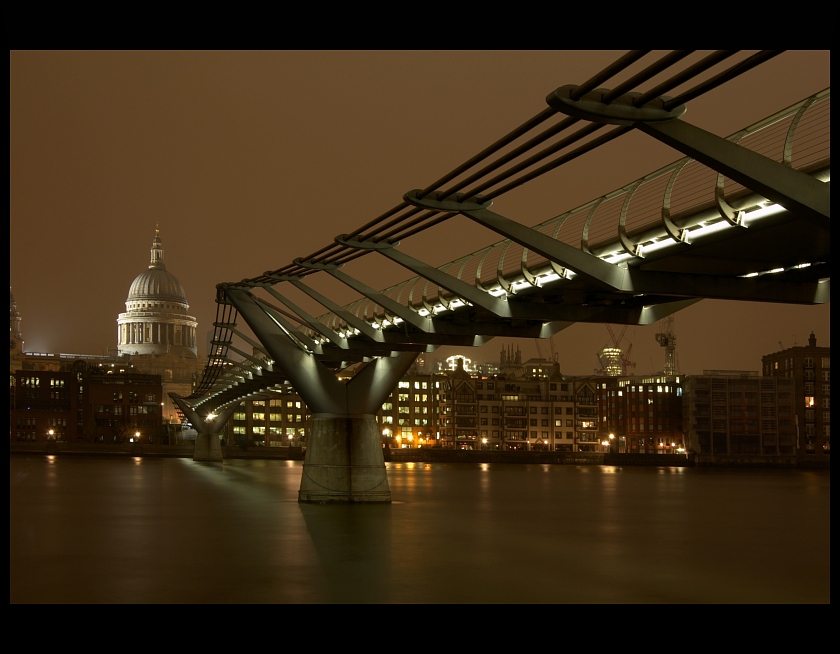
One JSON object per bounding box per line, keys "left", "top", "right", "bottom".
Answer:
{"left": 9, "top": 50, "right": 830, "bottom": 376}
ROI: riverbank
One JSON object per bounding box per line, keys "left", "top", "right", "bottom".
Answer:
{"left": 9, "top": 442, "right": 830, "bottom": 468}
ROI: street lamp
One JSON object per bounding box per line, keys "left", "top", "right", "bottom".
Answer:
{"left": 47, "top": 429, "right": 55, "bottom": 441}
{"left": 609, "top": 433, "right": 615, "bottom": 453}
{"left": 482, "top": 437, "right": 488, "bottom": 450}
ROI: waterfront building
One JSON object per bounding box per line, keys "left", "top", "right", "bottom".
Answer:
{"left": 10, "top": 363, "right": 163, "bottom": 443}
{"left": 228, "top": 385, "right": 310, "bottom": 447}
{"left": 595, "top": 374, "right": 685, "bottom": 454}
{"left": 682, "top": 371, "right": 796, "bottom": 456}
{"left": 761, "top": 332, "right": 830, "bottom": 455}
{"left": 378, "top": 369, "right": 442, "bottom": 449}
{"left": 436, "top": 354, "right": 601, "bottom": 452}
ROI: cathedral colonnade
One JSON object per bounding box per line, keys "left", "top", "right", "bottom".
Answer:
{"left": 118, "top": 320, "right": 196, "bottom": 349}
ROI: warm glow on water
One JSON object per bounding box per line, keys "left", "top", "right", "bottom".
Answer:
{"left": 10, "top": 455, "right": 829, "bottom": 603}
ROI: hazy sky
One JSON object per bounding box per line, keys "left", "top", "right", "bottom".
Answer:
{"left": 10, "top": 50, "right": 830, "bottom": 376}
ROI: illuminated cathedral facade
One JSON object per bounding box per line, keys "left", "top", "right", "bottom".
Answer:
{"left": 117, "top": 228, "right": 198, "bottom": 358}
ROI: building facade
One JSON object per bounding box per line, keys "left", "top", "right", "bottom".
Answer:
{"left": 682, "top": 372, "right": 796, "bottom": 456}
{"left": 11, "top": 362, "right": 163, "bottom": 443}
{"left": 761, "top": 332, "right": 830, "bottom": 455}
{"left": 596, "top": 375, "right": 685, "bottom": 454}
{"left": 435, "top": 355, "right": 605, "bottom": 452}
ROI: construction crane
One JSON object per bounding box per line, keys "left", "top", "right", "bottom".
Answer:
{"left": 534, "top": 335, "right": 558, "bottom": 362}
{"left": 655, "top": 316, "right": 678, "bottom": 376}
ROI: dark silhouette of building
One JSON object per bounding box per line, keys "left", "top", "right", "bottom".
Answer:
{"left": 762, "top": 333, "right": 830, "bottom": 455}
{"left": 682, "top": 371, "right": 796, "bottom": 456}
{"left": 11, "top": 362, "right": 162, "bottom": 443}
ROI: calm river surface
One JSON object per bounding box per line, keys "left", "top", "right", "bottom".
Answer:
{"left": 10, "top": 455, "right": 829, "bottom": 603}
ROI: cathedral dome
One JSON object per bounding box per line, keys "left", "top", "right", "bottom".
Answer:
{"left": 127, "top": 268, "right": 187, "bottom": 304}
{"left": 126, "top": 230, "right": 187, "bottom": 304}
{"left": 117, "top": 228, "right": 198, "bottom": 358}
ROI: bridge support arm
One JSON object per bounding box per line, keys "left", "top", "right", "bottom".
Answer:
{"left": 289, "top": 279, "right": 384, "bottom": 341}
{"left": 224, "top": 287, "right": 346, "bottom": 413}
{"left": 463, "top": 208, "right": 632, "bottom": 291}
{"left": 636, "top": 118, "right": 830, "bottom": 232}
{"left": 170, "top": 394, "right": 238, "bottom": 461}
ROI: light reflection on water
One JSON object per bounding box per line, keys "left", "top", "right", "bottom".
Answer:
{"left": 10, "top": 455, "right": 829, "bottom": 604}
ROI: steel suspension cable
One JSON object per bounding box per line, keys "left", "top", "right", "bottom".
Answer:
{"left": 481, "top": 125, "right": 633, "bottom": 201}
{"left": 632, "top": 51, "right": 739, "bottom": 107}
{"left": 664, "top": 50, "right": 785, "bottom": 109}
{"left": 570, "top": 50, "right": 651, "bottom": 100}
{"left": 601, "top": 50, "right": 695, "bottom": 104}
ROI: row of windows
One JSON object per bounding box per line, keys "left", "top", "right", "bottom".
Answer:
{"left": 94, "top": 404, "right": 158, "bottom": 415}
{"left": 397, "top": 381, "right": 438, "bottom": 390}
{"left": 234, "top": 412, "right": 306, "bottom": 422}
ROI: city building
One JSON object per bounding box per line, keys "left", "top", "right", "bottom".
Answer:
{"left": 595, "top": 374, "right": 685, "bottom": 454}
{"left": 682, "top": 371, "right": 796, "bottom": 456}
{"left": 436, "top": 352, "right": 599, "bottom": 452}
{"left": 227, "top": 385, "right": 310, "bottom": 447}
{"left": 11, "top": 363, "right": 163, "bottom": 443}
{"left": 761, "top": 332, "right": 830, "bottom": 455}
{"left": 379, "top": 368, "right": 442, "bottom": 449}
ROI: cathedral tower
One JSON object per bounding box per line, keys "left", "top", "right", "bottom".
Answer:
{"left": 10, "top": 286, "right": 24, "bottom": 356}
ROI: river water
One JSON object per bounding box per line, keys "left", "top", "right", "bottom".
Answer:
{"left": 10, "top": 455, "right": 829, "bottom": 603}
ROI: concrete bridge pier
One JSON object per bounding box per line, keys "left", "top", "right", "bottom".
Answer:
{"left": 299, "top": 414, "right": 390, "bottom": 503}
{"left": 225, "top": 287, "right": 420, "bottom": 503}
{"left": 193, "top": 430, "right": 224, "bottom": 462}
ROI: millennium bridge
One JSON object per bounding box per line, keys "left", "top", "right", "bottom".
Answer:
{"left": 170, "top": 50, "right": 830, "bottom": 502}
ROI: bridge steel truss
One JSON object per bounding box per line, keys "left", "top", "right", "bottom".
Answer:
{"left": 174, "top": 51, "right": 830, "bottom": 503}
